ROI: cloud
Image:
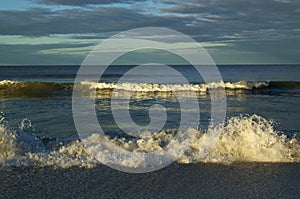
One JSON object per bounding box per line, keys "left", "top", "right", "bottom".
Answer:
{"left": 158, "top": 0, "right": 300, "bottom": 48}
{"left": 36, "top": 0, "right": 135, "bottom": 6}
{"left": 1, "top": 0, "right": 299, "bottom": 41}
{"left": 0, "top": 0, "right": 299, "bottom": 64}
{"left": 161, "top": 0, "right": 300, "bottom": 29}
{"left": 0, "top": 43, "right": 92, "bottom": 65}
{"left": 0, "top": 7, "right": 185, "bottom": 36}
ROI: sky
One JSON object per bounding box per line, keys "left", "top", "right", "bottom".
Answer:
{"left": 0, "top": 0, "right": 300, "bottom": 65}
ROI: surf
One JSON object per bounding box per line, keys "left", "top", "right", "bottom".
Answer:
{"left": 0, "top": 114, "right": 299, "bottom": 169}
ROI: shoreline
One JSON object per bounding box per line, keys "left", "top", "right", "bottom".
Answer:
{"left": 1, "top": 163, "right": 299, "bottom": 198}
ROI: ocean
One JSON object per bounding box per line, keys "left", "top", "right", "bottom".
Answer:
{"left": 0, "top": 65, "right": 300, "bottom": 198}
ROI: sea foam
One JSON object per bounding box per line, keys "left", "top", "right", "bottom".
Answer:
{"left": 0, "top": 115, "right": 299, "bottom": 169}
{"left": 77, "top": 81, "right": 269, "bottom": 92}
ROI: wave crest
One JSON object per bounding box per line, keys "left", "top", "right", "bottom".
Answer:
{"left": 77, "top": 81, "right": 269, "bottom": 92}
{"left": 0, "top": 115, "right": 299, "bottom": 169}
{"left": 1, "top": 80, "right": 298, "bottom": 98}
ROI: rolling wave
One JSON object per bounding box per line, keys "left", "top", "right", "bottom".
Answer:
{"left": 0, "top": 80, "right": 299, "bottom": 98}
{"left": 77, "top": 81, "right": 269, "bottom": 92}
{"left": 0, "top": 80, "right": 70, "bottom": 91}
{"left": 0, "top": 80, "right": 71, "bottom": 98}
{"left": 0, "top": 115, "right": 299, "bottom": 169}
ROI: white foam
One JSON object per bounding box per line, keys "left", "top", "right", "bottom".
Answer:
{"left": 183, "top": 115, "right": 299, "bottom": 163}
{"left": 77, "top": 81, "right": 269, "bottom": 92}
{"left": 0, "top": 80, "right": 16, "bottom": 85}
{"left": 0, "top": 115, "right": 299, "bottom": 169}
{"left": 0, "top": 125, "right": 18, "bottom": 162}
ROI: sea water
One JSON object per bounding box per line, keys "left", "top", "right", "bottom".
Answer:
{"left": 1, "top": 65, "right": 300, "bottom": 197}
{"left": 0, "top": 65, "right": 299, "bottom": 168}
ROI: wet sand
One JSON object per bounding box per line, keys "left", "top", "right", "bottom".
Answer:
{"left": 1, "top": 163, "right": 299, "bottom": 198}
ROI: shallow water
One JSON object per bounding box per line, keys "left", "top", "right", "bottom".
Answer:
{"left": 0, "top": 65, "right": 299, "bottom": 196}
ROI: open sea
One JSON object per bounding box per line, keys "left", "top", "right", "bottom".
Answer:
{"left": 0, "top": 65, "right": 299, "bottom": 198}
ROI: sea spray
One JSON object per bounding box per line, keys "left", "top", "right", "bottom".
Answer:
{"left": 0, "top": 114, "right": 299, "bottom": 169}
{"left": 0, "top": 125, "right": 18, "bottom": 162}
{"left": 186, "top": 115, "right": 299, "bottom": 163}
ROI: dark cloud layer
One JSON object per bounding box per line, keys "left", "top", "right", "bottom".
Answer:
{"left": 37, "top": 0, "right": 134, "bottom": 6}
{"left": 0, "top": 0, "right": 298, "bottom": 41}
{"left": 0, "top": 43, "right": 91, "bottom": 65}
{"left": 163, "top": 0, "right": 300, "bottom": 35}
{"left": 0, "top": 0, "right": 299, "bottom": 64}
{"left": 0, "top": 7, "right": 185, "bottom": 36}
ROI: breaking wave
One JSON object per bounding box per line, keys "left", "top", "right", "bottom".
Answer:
{"left": 1, "top": 80, "right": 299, "bottom": 96}
{"left": 0, "top": 80, "right": 70, "bottom": 91}
{"left": 0, "top": 114, "right": 299, "bottom": 169}
{"left": 0, "top": 80, "right": 71, "bottom": 98}
{"left": 76, "top": 81, "right": 269, "bottom": 92}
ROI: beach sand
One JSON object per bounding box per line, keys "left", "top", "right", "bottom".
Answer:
{"left": 1, "top": 163, "right": 299, "bottom": 198}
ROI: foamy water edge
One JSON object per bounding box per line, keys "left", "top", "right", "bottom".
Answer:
{"left": 0, "top": 114, "right": 299, "bottom": 169}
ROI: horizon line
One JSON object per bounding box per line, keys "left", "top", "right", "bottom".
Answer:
{"left": 0, "top": 63, "right": 300, "bottom": 67}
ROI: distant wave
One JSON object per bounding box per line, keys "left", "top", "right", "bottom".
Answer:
{"left": 77, "top": 81, "right": 269, "bottom": 92}
{"left": 268, "top": 81, "right": 300, "bottom": 88}
{"left": 0, "top": 114, "right": 299, "bottom": 169}
{"left": 0, "top": 80, "right": 70, "bottom": 90}
{"left": 0, "top": 80, "right": 71, "bottom": 93}
{"left": 0, "top": 80, "right": 71, "bottom": 98}
{"left": 0, "top": 80, "right": 299, "bottom": 98}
